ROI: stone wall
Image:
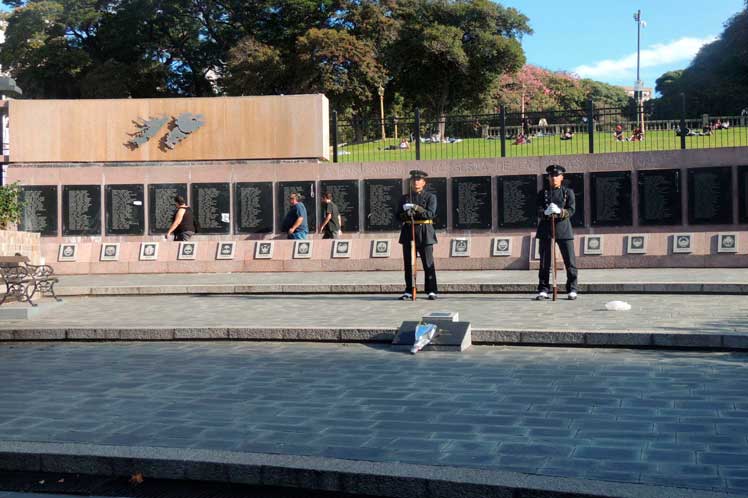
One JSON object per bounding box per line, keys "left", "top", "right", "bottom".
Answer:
{"left": 7, "top": 146, "right": 748, "bottom": 274}
{"left": 0, "top": 229, "right": 40, "bottom": 264}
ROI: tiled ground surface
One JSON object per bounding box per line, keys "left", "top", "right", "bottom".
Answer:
{"left": 1, "top": 342, "right": 747, "bottom": 494}
{"left": 2, "top": 293, "right": 746, "bottom": 335}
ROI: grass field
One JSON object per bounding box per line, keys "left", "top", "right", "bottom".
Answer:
{"left": 336, "top": 126, "right": 748, "bottom": 162}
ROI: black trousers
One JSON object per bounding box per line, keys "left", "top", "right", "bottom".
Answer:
{"left": 402, "top": 243, "right": 438, "bottom": 294}
{"left": 538, "top": 238, "right": 578, "bottom": 293}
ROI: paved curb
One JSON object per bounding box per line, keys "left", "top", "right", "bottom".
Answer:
{"left": 54, "top": 282, "right": 748, "bottom": 297}
{"left": 1, "top": 326, "right": 747, "bottom": 349}
{"left": 0, "top": 441, "right": 741, "bottom": 498}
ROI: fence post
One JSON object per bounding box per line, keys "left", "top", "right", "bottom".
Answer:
{"left": 587, "top": 99, "right": 595, "bottom": 154}
{"left": 415, "top": 108, "right": 421, "bottom": 161}
{"left": 679, "top": 93, "right": 687, "bottom": 150}
{"left": 499, "top": 106, "right": 506, "bottom": 158}
{"left": 331, "top": 110, "right": 338, "bottom": 163}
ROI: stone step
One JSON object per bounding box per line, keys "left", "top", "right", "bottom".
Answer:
{"left": 54, "top": 282, "right": 748, "bottom": 296}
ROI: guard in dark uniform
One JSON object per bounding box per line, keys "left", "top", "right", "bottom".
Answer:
{"left": 397, "top": 170, "right": 438, "bottom": 300}
{"left": 536, "top": 164, "right": 578, "bottom": 300}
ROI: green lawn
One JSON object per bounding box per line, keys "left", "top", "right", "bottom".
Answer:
{"left": 335, "top": 127, "right": 748, "bottom": 162}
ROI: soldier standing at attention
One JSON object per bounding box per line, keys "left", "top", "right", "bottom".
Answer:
{"left": 397, "top": 170, "right": 438, "bottom": 300}
{"left": 536, "top": 164, "right": 578, "bottom": 300}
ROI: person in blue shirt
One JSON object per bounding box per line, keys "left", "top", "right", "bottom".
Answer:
{"left": 282, "top": 192, "right": 308, "bottom": 239}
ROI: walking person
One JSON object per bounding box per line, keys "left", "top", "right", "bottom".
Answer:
{"left": 536, "top": 164, "right": 578, "bottom": 300}
{"left": 318, "top": 192, "right": 342, "bottom": 239}
{"left": 281, "top": 192, "right": 308, "bottom": 240}
{"left": 166, "top": 195, "right": 196, "bottom": 241}
{"left": 397, "top": 170, "right": 438, "bottom": 300}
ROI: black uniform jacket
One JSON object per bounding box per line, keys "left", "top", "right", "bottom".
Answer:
{"left": 397, "top": 190, "right": 438, "bottom": 246}
{"left": 536, "top": 186, "right": 575, "bottom": 240}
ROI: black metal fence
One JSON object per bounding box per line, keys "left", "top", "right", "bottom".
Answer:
{"left": 331, "top": 96, "right": 748, "bottom": 162}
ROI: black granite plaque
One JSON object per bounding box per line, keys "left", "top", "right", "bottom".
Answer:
{"left": 148, "top": 184, "right": 188, "bottom": 235}
{"left": 638, "top": 169, "right": 681, "bottom": 226}
{"left": 688, "top": 167, "right": 733, "bottom": 225}
{"left": 591, "top": 171, "right": 632, "bottom": 226}
{"left": 739, "top": 166, "right": 748, "bottom": 224}
{"left": 320, "top": 180, "right": 359, "bottom": 232}
{"left": 452, "top": 176, "right": 492, "bottom": 230}
{"left": 277, "top": 182, "right": 317, "bottom": 233}
{"left": 497, "top": 175, "right": 537, "bottom": 228}
{"left": 235, "top": 182, "right": 273, "bottom": 233}
{"left": 62, "top": 185, "right": 101, "bottom": 236}
{"left": 191, "top": 183, "right": 231, "bottom": 234}
{"left": 19, "top": 186, "right": 57, "bottom": 236}
{"left": 562, "top": 173, "right": 585, "bottom": 228}
{"left": 105, "top": 184, "right": 144, "bottom": 235}
{"left": 424, "top": 177, "right": 447, "bottom": 230}
{"left": 364, "top": 179, "right": 402, "bottom": 231}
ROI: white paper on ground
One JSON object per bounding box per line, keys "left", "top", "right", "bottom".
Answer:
{"left": 605, "top": 300, "right": 632, "bottom": 311}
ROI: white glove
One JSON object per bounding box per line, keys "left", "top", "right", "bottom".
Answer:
{"left": 403, "top": 203, "right": 415, "bottom": 211}
{"left": 544, "top": 203, "right": 562, "bottom": 216}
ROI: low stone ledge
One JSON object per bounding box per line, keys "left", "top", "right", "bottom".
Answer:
{"left": 138, "top": 285, "right": 192, "bottom": 295}
{"left": 473, "top": 330, "right": 522, "bottom": 343}
{"left": 281, "top": 284, "right": 333, "bottom": 293}
{"left": 186, "top": 285, "right": 236, "bottom": 294}
{"left": 339, "top": 328, "right": 394, "bottom": 342}
{"left": 118, "top": 329, "right": 175, "bottom": 340}
{"left": 584, "top": 332, "right": 654, "bottom": 346}
{"left": 234, "top": 284, "right": 284, "bottom": 293}
{"left": 652, "top": 334, "right": 725, "bottom": 348}
{"left": 174, "top": 328, "right": 229, "bottom": 339}
{"left": 520, "top": 331, "right": 586, "bottom": 344}
{"left": 0, "top": 441, "right": 735, "bottom": 498}
{"left": 90, "top": 286, "right": 141, "bottom": 295}
{"left": 723, "top": 335, "right": 748, "bottom": 349}
{"left": 66, "top": 328, "right": 122, "bottom": 340}
{"left": 13, "top": 329, "right": 66, "bottom": 340}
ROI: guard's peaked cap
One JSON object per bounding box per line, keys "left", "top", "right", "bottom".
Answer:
{"left": 409, "top": 169, "right": 428, "bottom": 179}
{"left": 546, "top": 164, "right": 566, "bottom": 176}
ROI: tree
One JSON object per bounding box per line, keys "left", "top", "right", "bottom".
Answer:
{"left": 387, "top": 0, "right": 530, "bottom": 134}
{"left": 652, "top": 3, "right": 748, "bottom": 116}
{"left": 295, "top": 28, "right": 386, "bottom": 113}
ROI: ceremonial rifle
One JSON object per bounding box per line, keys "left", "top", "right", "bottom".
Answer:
{"left": 410, "top": 185, "right": 417, "bottom": 301}
{"left": 548, "top": 175, "right": 558, "bottom": 302}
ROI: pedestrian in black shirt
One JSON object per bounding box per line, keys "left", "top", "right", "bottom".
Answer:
{"left": 166, "top": 195, "right": 196, "bottom": 241}
{"left": 318, "top": 192, "right": 342, "bottom": 239}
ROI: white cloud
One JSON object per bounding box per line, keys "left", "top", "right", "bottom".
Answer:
{"left": 573, "top": 36, "right": 717, "bottom": 80}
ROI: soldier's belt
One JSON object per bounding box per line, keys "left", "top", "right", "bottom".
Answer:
{"left": 405, "top": 220, "right": 433, "bottom": 224}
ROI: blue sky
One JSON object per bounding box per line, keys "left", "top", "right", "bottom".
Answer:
{"left": 503, "top": 0, "right": 746, "bottom": 89}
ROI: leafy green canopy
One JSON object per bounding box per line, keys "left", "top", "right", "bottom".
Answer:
{"left": 0, "top": 0, "right": 534, "bottom": 118}
{"left": 653, "top": 1, "right": 748, "bottom": 116}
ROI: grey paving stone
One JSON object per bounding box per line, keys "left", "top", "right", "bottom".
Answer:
{"left": 643, "top": 449, "right": 696, "bottom": 463}
{"left": 574, "top": 446, "right": 642, "bottom": 461}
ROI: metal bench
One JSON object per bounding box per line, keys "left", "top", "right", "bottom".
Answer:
{"left": 0, "top": 254, "right": 61, "bottom": 307}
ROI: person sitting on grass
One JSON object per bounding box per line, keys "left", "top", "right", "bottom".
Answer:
{"left": 399, "top": 138, "right": 410, "bottom": 150}
{"left": 560, "top": 128, "right": 574, "bottom": 141}
{"left": 675, "top": 126, "right": 697, "bottom": 137}
{"left": 614, "top": 125, "right": 625, "bottom": 141}
{"left": 630, "top": 127, "right": 644, "bottom": 141}
{"left": 513, "top": 132, "right": 531, "bottom": 145}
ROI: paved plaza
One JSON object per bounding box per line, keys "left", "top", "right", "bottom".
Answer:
{"left": 0, "top": 268, "right": 747, "bottom": 496}
{"left": 0, "top": 342, "right": 747, "bottom": 496}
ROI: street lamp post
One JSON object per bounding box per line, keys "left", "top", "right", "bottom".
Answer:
{"left": 633, "top": 10, "right": 645, "bottom": 132}
{"left": 377, "top": 85, "right": 386, "bottom": 142}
